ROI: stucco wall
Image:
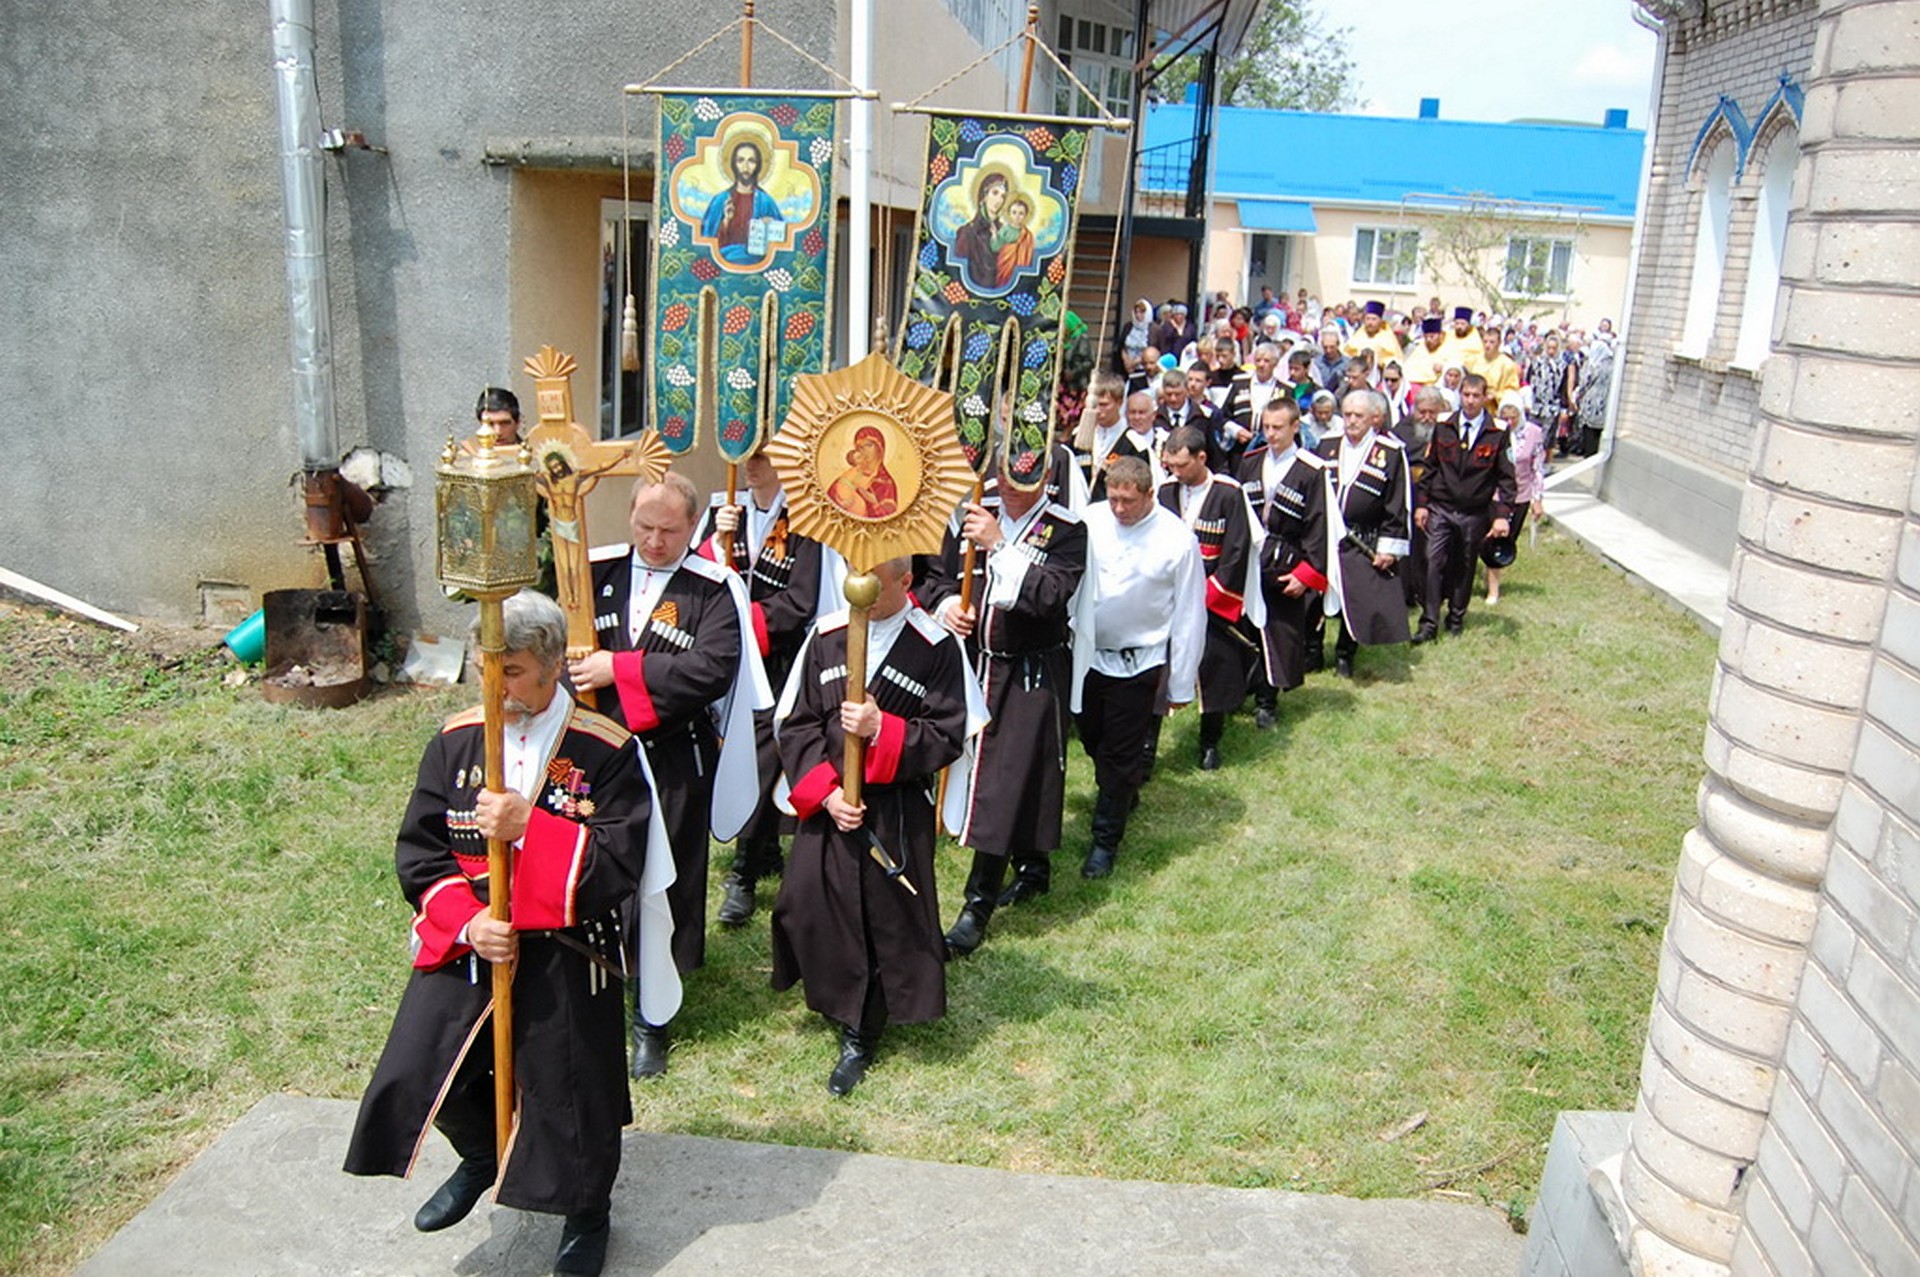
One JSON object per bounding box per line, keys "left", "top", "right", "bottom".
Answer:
{"left": 1203, "top": 201, "right": 1634, "bottom": 331}
{"left": 0, "top": 0, "right": 869, "bottom": 628}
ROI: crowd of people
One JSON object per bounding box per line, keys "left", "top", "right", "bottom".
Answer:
{"left": 343, "top": 295, "right": 1598, "bottom": 1269}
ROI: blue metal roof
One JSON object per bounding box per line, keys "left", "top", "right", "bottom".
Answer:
{"left": 1145, "top": 103, "right": 1645, "bottom": 221}
{"left": 1236, "top": 199, "right": 1318, "bottom": 233}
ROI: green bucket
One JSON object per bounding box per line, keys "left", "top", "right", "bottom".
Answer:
{"left": 223, "top": 609, "right": 266, "bottom": 664}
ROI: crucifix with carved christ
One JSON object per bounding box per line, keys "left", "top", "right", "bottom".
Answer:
{"left": 520, "top": 345, "right": 672, "bottom": 707}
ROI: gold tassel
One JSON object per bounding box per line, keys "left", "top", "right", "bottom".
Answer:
{"left": 621, "top": 294, "right": 640, "bottom": 372}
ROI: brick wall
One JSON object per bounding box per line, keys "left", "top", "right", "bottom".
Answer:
{"left": 1729, "top": 2, "right": 1920, "bottom": 1268}
{"left": 1606, "top": 1, "right": 1816, "bottom": 564}
{"left": 1611, "top": 2, "right": 1920, "bottom": 1274}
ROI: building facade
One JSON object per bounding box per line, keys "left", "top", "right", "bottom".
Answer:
{"left": 1525, "top": 3, "right": 1920, "bottom": 1275}
{"left": 3, "top": 0, "right": 1255, "bottom": 629}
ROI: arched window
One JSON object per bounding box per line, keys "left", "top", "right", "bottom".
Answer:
{"left": 1733, "top": 124, "right": 1799, "bottom": 369}
{"left": 1679, "top": 138, "right": 1737, "bottom": 359}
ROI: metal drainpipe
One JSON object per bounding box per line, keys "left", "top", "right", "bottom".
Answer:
{"left": 1591, "top": 4, "right": 1670, "bottom": 491}
{"left": 271, "top": 0, "right": 340, "bottom": 479}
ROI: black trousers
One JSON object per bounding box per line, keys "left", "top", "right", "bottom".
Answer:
{"left": 1077, "top": 666, "right": 1162, "bottom": 794}
{"left": 1421, "top": 503, "right": 1490, "bottom": 631}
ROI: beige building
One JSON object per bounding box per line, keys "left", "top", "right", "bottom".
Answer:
{"left": 1129, "top": 99, "right": 1645, "bottom": 330}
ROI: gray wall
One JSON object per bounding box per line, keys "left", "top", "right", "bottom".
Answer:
{"left": 0, "top": 0, "right": 834, "bottom": 628}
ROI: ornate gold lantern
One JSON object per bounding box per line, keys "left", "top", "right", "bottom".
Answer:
{"left": 434, "top": 422, "right": 541, "bottom": 597}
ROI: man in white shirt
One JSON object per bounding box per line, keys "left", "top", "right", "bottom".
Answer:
{"left": 1075, "top": 457, "right": 1206, "bottom": 879}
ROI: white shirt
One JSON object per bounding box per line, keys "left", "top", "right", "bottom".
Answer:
{"left": 1336, "top": 432, "right": 1372, "bottom": 501}
{"left": 1082, "top": 502, "right": 1206, "bottom": 704}
{"left": 627, "top": 550, "right": 687, "bottom": 645}
{"left": 1261, "top": 443, "right": 1300, "bottom": 507}
{"left": 503, "top": 684, "right": 572, "bottom": 804}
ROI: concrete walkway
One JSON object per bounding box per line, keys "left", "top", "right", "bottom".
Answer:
{"left": 1547, "top": 487, "right": 1731, "bottom": 637}
{"left": 81, "top": 1095, "right": 1523, "bottom": 1276}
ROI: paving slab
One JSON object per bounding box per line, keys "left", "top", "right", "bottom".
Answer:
{"left": 80, "top": 1095, "right": 1524, "bottom": 1276}
{"left": 1547, "top": 490, "right": 1730, "bottom": 636}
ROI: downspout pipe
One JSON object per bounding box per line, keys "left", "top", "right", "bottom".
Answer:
{"left": 1596, "top": 4, "right": 1669, "bottom": 488}
{"left": 271, "top": 0, "right": 339, "bottom": 475}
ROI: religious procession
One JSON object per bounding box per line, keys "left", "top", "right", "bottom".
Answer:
{"left": 316, "top": 4, "right": 1630, "bottom": 1270}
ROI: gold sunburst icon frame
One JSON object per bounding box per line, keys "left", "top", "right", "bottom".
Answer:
{"left": 764, "top": 352, "right": 973, "bottom": 575}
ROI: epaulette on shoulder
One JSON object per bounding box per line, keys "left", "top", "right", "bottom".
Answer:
{"left": 567, "top": 705, "right": 632, "bottom": 748}
{"left": 680, "top": 553, "right": 728, "bottom": 584}
{"left": 815, "top": 609, "right": 851, "bottom": 634}
{"left": 1373, "top": 433, "right": 1406, "bottom": 449}
{"left": 906, "top": 607, "right": 948, "bottom": 645}
{"left": 1044, "top": 501, "right": 1083, "bottom": 525}
{"left": 588, "top": 542, "right": 629, "bottom": 563}
{"left": 1296, "top": 450, "right": 1327, "bottom": 470}
{"left": 440, "top": 705, "right": 485, "bottom": 734}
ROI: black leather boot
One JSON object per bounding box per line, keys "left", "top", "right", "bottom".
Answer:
{"left": 996, "top": 853, "right": 1052, "bottom": 906}
{"left": 943, "top": 852, "right": 1007, "bottom": 958}
{"left": 630, "top": 1017, "right": 669, "bottom": 1079}
{"left": 716, "top": 871, "right": 756, "bottom": 926}
{"left": 413, "top": 1155, "right": 496, "bottom": 1232}
{"left": 828, "top": 1021, "right": 883, "bottom": 1096}
{"left": 1081, "top": 790, "right": 1130, "bottom": 878}
{"left": 1198, "top": 711, "right": 1224, "bottom": 770}
{"left": 554, "top": 1207, "right": 611, "bottom": 1276}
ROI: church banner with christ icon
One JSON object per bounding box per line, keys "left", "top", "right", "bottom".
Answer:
{"left": 893, "top": 115, "right": 1091, "bottom": 491}
{"left": 648, "top": 92, "right": 837, "bottom": 461}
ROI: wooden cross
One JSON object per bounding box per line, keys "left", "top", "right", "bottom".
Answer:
{"left": 520, "top": 345, "right": 671, "bottom": 703}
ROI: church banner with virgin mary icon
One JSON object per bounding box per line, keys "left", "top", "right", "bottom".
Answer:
{"left": 648, "top": 92, "right": 837, "bottom": 461}
{"left": 893, "top": 115, "right": 1091, "bottom": 491}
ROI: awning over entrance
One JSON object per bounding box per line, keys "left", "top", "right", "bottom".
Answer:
{"left": 1235, "top": 200, "right": 1318, "bottom": 234}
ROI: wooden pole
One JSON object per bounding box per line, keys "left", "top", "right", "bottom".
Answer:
{"left": 1017, "top": 4, "right": 1039, "bottom": 114}
{"left": 477, "top": 595, "right": 515, "bottom": 1164}
{"left": 840, "top": 571, "right": 880, "bottom": 806}
{"left": 959, "top": 5, "right": 1040, "bottom": 611}
{"left": 722, "top": 0, "right": 755, "bottom": 568}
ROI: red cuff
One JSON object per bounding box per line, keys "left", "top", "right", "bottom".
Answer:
{"left": 789, "top": 760, "right": 840, "bottom": 819}
{"left": 1204, "top": 574, "right": 1245, "bottom": 624}
{"left": 611, "top": 651, "right": 659, "bottom": 733}
{"left": 511, "top": 808, "right": 587, "bottom": 930}
{"left": 412, "top": 875, "right": 484, "bottom": 970}
{"left": 1288, "top": 561, "right": 1329, "bottom": 594}
{"left": 750, "top": 601, "right": 770, "bottom": 658}
{"left": 864, "top": 711, "right": 906, "bottom": 787}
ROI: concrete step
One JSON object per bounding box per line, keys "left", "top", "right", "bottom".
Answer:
{"left": 80, "top": 1095, "right": 1525, "bottom": 1276}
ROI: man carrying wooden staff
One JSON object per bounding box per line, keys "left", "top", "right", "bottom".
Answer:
{"left": 768, "top": 557, "right": 973, "bottom": 1094}
{"left": 344, "top": 590, "right": 654, "bottom": 1277}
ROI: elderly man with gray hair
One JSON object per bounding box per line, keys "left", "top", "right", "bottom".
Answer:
{"left": 1315, "top": 388, "right": 1412, "bottom": 678}
{"left": 345, "top": 589, "right": 657, "bottom": 1277}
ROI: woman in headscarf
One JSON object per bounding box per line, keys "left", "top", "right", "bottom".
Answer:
{"left": 1438, "top": 363, "right": 1465, "bottom": 412}
{"left": 1122, "top": 298, "right": 1155, "bottom": 370}
{"left": 1523, "top": 330, "right": 1570, "bottom": 455}
{"left": 1485, "top": 393, "right": 1547, "bottom": 606}
{"left": 1573, "top": 337, "right": 1615, "bottom": 457}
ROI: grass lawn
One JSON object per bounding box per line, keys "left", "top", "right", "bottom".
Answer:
{"left": 0, "top": 524, "right": 1716, "bottom": 1275}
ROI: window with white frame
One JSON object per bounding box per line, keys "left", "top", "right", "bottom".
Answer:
{"left": 1679, "top": 139, "right": 1736, "bottom": 358}
{"left": 1504, "top": 236, "right": 1575, "bottom": 297}
{"left": 1733, "top": 126, "right": 1797, "bottom": 369}
{"left": 1353, "top": 227, "right": 1420, "bottom": 286}
{"left": 1053, "top": 13, "right": 1135, "bottom": 118}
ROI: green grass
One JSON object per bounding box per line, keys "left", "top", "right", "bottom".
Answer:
{"left": 0, "top": 525, "right": 1715, "bottom": 1274}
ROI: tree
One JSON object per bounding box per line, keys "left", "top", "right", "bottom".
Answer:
{"left": 1415, "top": 193, "right": 1586, "bottom": 320}
{"left": 1154, "top": 2, "right": 1357, "bottom": 112}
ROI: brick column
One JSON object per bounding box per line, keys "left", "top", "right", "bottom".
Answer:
{"left": 1617, "top": 2, "right": 1920, "bottom": 1273}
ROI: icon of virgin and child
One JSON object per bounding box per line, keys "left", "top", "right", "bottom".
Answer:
{"left": 947, "top": 169, "right": 1041, "bottom": 293}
